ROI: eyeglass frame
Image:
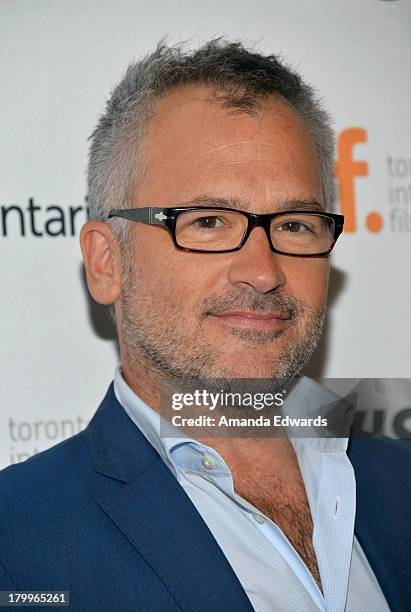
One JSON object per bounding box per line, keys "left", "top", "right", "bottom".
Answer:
{"left": 107, "top": 206, "right": 344, "bottom": 257}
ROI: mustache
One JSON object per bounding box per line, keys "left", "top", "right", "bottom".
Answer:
{"left": 200, "top": 290, "right": 306, "bottom": 320}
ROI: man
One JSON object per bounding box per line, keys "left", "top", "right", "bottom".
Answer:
{"left": 0, "top": 39, "right": 409, "bottom": 611}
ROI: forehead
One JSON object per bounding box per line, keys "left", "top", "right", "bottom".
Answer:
{"left": 135, "top": 83, "right": 321, "bottom": 208}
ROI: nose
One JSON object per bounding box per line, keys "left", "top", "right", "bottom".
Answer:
{"left": 226, "top": 226, "right": 287, "bottom": 294}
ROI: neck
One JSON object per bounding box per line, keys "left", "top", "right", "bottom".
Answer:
{"left": 120, "top": 352, "right": 164, "bottom": 411}
{"left": 121, "top": 356, "right": 299, "bottom": 476}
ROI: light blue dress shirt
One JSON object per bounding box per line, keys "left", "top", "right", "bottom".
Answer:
{"left": 113, "top": 366, "right": 389, "bottom": 612}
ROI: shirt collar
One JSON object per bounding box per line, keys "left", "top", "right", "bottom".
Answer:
{"left": 114, "top": 365, "right": 200, "bottom": 478}
{"left": 113, "top": 364, "right": 349, "bottom": 478}
{"left": 283, "top": 375, "right": 349, "bottom": 454}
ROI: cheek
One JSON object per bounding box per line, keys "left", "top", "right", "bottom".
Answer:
{"left": 132, "top": 237, "right": 207, "bottom": 309}
{"left": 284, "top": 260, "right": 329, "bottom": 308}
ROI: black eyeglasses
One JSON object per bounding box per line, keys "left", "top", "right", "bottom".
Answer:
{"left": 107, "top": 206, "right": 344, "bottom": 257}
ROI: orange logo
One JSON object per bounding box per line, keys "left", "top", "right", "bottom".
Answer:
{"left": 334, "top": 128, "right": 383, "bottom": 233}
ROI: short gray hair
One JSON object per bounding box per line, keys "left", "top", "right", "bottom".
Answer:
{"left": 87, "top": 37, "right": 336, "bottom": 247}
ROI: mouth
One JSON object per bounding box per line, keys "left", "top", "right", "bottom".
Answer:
{"left": 207, "top": 310, "right": 292, "bottom": 331}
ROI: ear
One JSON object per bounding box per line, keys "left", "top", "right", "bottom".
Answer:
{"left": 79, "top": 220, "right": 122, "bottom": 305}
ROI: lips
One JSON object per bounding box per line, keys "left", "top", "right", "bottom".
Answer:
{"left": 208, "top": 310, "right": 291, "bottom": 331}
{"left": 215, "top": 311, "right": 290, "bottom": 320}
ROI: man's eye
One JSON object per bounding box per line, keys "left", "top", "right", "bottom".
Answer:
{"left": 277, "top": 221, "right": 311, "bottom": 233}
{"left": 192, "top": 216, "right": 223, "bottom": 229}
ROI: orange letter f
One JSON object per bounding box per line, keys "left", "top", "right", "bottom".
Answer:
{"left": 334, "top": 128, "right": 368, "bottom": 232}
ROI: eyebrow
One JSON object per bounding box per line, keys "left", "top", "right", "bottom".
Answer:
{"left": 174, "top": 194, "right": 325, "bottom": 213}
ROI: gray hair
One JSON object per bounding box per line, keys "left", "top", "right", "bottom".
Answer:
{"left": 87, "top": 37, "right": 336, "bottom": 247}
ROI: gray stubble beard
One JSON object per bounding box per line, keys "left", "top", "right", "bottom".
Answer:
{"left": 119, "top": 261, "right": 327, "bottom": 387}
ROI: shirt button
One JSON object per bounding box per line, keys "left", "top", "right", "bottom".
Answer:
{"left": 252, "top": 512, "right": 265, "bottom": 525}
{"left": 201, "top": 454, "right": 215, "bottom": 470}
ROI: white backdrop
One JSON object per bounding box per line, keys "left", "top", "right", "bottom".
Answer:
{"left": 1, "top": 0, "right": 410, "bottom": 469}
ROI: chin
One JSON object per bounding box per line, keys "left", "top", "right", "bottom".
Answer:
{"left": 212, "top": 356, "right": 283, "bottom": 379}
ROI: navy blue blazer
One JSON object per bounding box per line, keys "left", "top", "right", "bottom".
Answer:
{"left": 0, "top": 383, "right": 409, "bottom": 611}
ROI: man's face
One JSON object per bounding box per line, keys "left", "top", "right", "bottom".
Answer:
{"left": 118, "top": 83, "right": 329, "bottom": 381}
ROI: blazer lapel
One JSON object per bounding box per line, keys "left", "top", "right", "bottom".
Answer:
{"left": 83, "top": 383, "right": 253, "bottom": 612}
{"left": 347, "top": 436, "right": 411, "bottom": 612}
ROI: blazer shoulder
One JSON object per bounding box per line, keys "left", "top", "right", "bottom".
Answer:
{"left": 347, "top": 436, "right": 411, "bottom": 503}
{"left": 347, "top": 435, "right": 411, "bottom": 467}
{"left": 0, "top": 431, "right": 90, "bottom": 508}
